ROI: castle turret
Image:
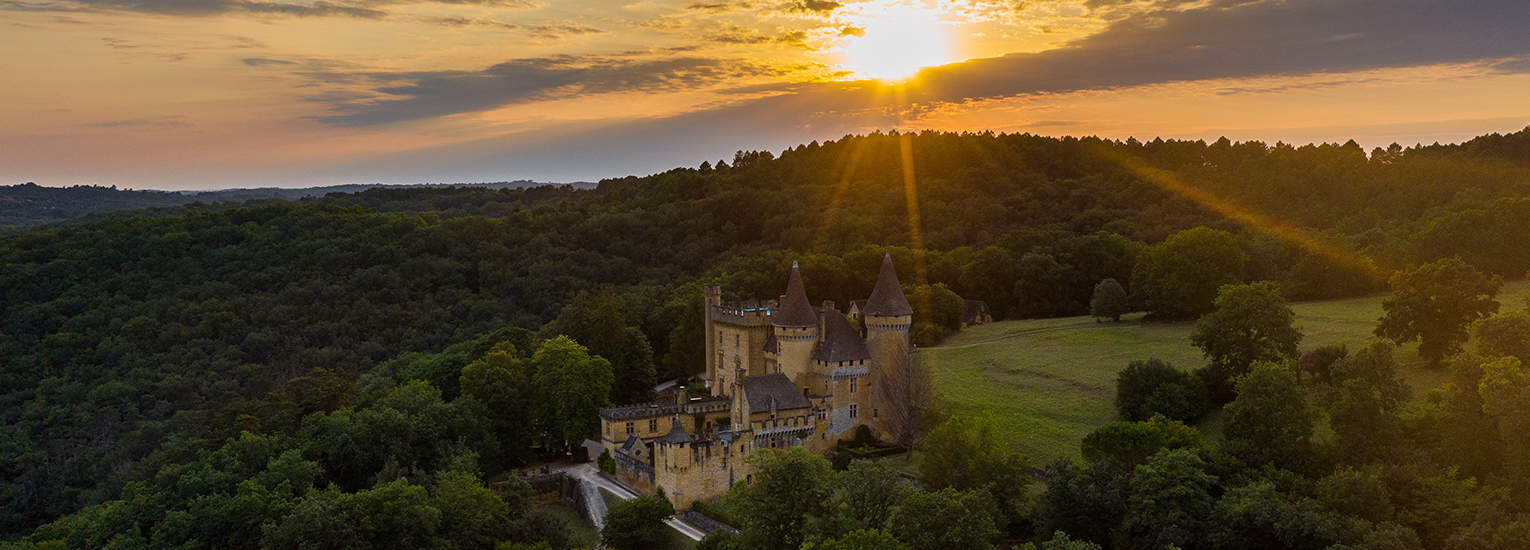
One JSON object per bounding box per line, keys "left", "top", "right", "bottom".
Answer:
{"left": 773, "top": 261, "right": 819, "bottom": 391}
{"left": 863, "top": 254, "right": 912, "bottom": 439}
{"left": 704, "top": 283, "right": 722, "bottom": 391}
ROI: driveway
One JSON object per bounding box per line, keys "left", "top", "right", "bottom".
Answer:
{"left": 555, "top": 463, "right": 708, "bottom": 541}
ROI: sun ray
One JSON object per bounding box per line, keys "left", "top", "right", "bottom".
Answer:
{"left": 1111, "top": 153, "right": 1388, "bottom": 283}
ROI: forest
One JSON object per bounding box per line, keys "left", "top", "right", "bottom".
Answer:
{"left": 3, "top": 128, "right": 1530, "bottom": 547}
{"left": 0, "top": 181, "right": 584, "bottom": 229}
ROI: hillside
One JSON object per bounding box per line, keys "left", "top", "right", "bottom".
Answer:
{"left": 923, "top": 280, "right": 1530, "bottom": 465}
{"left": 5, "top": 129, "right": 1530, "bottom": 542}
{"left": 0, "top": 180, "right": 585, "bottom": 229}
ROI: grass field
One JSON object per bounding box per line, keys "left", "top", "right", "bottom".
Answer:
{"left": 541, "top": 502, "right": 602, "bottom": 548}
{"left": 921, "top": 280, "right": 1530, "bottom": 466}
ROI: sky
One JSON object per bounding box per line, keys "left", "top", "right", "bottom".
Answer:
{"left": 2, "top": 0, "right": 1528, "bottom": 190}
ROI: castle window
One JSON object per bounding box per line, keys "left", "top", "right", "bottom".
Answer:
{"left": 850, "top": 378, "right": 857, "bottom": 394}
{"left": 874, "top": 408, "right": 878, "bottom": 418}
{"left": 649, "top": 419, "right": 657, "bottom": 432}
{"left": 849, "top": 404, "right": 858, "bottom": 419}
{"left": 735, "top": 334, "right": 739, "bottom": 346}
{"left": 626, "top": 422, "right": 634, "bottom": 435}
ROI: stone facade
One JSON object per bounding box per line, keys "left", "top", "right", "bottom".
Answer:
{"left": 598, "top": 255, "right": 914, "bottom": 510}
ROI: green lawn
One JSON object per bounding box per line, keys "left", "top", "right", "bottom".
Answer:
{"left": 921, "top": 280, "right": 1530, "bottom": 466}
{"left": 540, "top": 502, "right": 601, "bottom": 548}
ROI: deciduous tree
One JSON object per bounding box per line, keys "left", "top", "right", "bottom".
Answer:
{"left": 1114, "top": 359, "right": 1208, "bottom": 422}
{"left": 1131, "top": 227, "right": 1247, "bottom": 319}
{"left": 531, "top": 336, "right": 614, "bottom": 453}
{"left": 1223, "top": 361, "right": 1315, "bottom": 471}
{"left": 1190, "top": 282, "right": 1302, "bottom": 402}
{"left": 877, "top": 340, "right": 932, "bottom": 457}
{"left": 735, "top": 448, "right": 834, "bottom": 550}
{"left": 601, "top": 495, "right": 675, "bottom": 550}
{"left": 1375, "top": 257, "right": 1501, "bottom": 365}
{"left": 1090, "top": 278, "right": 1130, "bottom": 322}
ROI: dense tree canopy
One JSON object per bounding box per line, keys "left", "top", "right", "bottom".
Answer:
{"left": 1131, "top": 227, "right": 1248, "bottom": 319}
{"left": 6, "top": 128, "right": 1530, "bottom": 544}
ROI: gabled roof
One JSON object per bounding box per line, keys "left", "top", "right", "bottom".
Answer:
{"left": 773, "top": 261, "right": 819, "bottom": 327}
{"left": 812, "top": 312, "right": 870, "bottom": 363}
{"left": 620, "top": 435, "right": 643, "bottom": 453}
{"left": 963, "top": 299, "right": 987, "bottom": 323}
{"left": 762, "top": 330, "right": 779, "bottom": 353}
{"left": 740, "top": 373, "right": 812, "bottom": 413}
{"left": 864, "top": 254, "right": 913, "bottom": 316}
{"left": 657, "top": 417, "right": 692, "bottom": 444}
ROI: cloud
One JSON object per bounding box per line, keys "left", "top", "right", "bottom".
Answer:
{"left": 780, "top": 0, "right": 837, "bottom": 14}
{"left": 86, "top": 116, "right": 191, "bottom": 128}
{"left": 306, "top": 55, "right": 807, "bottom": 126}
{"left": 0, "top": 0, "right": 538, "bottom": 18}
{"left": 902, "top": 0, "right": 1530, "bottom": 105}
{"left": 300, "top": 0, "right": 1530, "bottom": 132}
{"left": 1488, "top": 56, "right": 1530, "bottom": 74}
{"left": 435, "top": 16, "right": 603, "bottom": 38}
{"left": 703, "top": 25, "right": 807, "bottom": 46}
{"left": 0, "top": 0, "right": 387, "bottom": 17}
{"left": 685, "top": 1, "right": 743, "bottom": 13}
{"left": 242, "top": 57, "right": 297, "bottom": 66}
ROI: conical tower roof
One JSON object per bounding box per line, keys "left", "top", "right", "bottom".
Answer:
{"left": 864, "top": 254, "right": 913, "bottom": 316}
{"left": 658, "top": 415, "right": 692, "bottom": 443}
{"left": 774, "top": 261, "right": 819, "bottom": 327}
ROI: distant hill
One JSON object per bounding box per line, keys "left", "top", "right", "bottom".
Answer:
{"left": 0, "top": 180, "right": 593, "bottom": 228}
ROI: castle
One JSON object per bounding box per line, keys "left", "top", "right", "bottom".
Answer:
{"left": 597, "top": 254, "right": 914, "bottom": 509}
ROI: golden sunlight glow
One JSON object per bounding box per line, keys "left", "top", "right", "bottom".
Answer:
{"left": 841, "top": 1, "right": 953, "bottom": 82}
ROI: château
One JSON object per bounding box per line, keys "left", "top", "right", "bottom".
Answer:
{"left": 597, "top": 254, "right": 915, "bottom": 508}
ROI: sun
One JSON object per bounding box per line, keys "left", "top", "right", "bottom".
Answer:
{"left": 841, "top": 2, "right": 953, "bottom": 82}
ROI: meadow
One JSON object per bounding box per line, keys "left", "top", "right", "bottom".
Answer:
{"left": 921, "top": 280, "right": 1530, "bottom": 466}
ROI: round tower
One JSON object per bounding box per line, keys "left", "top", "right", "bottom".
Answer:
{"left": 863, "top": 254, "right": 913, "bottom": 438}
{"left": 772, "top": 261, "right": 819, "bottom": 391}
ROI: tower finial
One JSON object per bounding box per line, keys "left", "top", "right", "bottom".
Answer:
{"left": 774, "top": 260, "right": 817, "bottom": 327}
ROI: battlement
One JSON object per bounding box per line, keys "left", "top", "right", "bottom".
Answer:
{"left": 599, "top": 402, "right": 682, "bottom": 421}
{"left": 599, "top": 395, "right": 731, "bottom": 421}
{"left": 709, "top": 303, "right": 776, "bottom": 325}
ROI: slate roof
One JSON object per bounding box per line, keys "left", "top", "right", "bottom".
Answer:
{"left": 620, "top": 435, "right": 643, "bottom": 453}
{"left": 741, "top": 373, "right": 812, "bottom": 413}
{"left": 811, "top": 312, "right": 871, "bottom": 363}
{"left": 963, "top": 300, "right": 987, "bottom": 324}
{"left": 761, "top": 330, "right": 778, "bottom": 353}
{"left": 657, "top": 417, "right": 693, "bottom": 444}
{"left": 773, "top": 261, "right": 819, "bottom": 327}
{"left": 863, "top": 254, "right": 913, "bottom": 316}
